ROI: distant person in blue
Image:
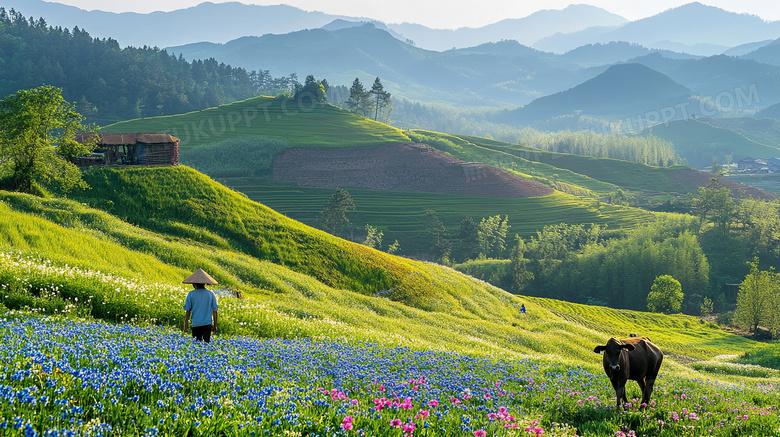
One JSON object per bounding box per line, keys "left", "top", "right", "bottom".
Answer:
{"left": 520, "top": 304, "right": 527, "bottom": 314}
{"left": 182, "top": 268, "right": 219, "bottom": 343}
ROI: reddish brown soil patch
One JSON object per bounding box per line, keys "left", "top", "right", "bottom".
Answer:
{"left": 672, "top": 170, "right": 778, "bottom": 200}
{"left": 272, "top": 143, "right": 554, "bottom": 198}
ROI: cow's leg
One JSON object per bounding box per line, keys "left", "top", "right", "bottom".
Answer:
{"left": 613, "top": 380, "right": 626, "bottom": 408}
{"left": 636, "top": 378, "right": 647, "bottom": 409}
{"left": 644, "top": 377, "right": 657, "bottom": 406}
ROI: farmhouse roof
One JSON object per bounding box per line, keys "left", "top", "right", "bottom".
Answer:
{"left": 74, "top": 132, "right": 180, "bottom": 145}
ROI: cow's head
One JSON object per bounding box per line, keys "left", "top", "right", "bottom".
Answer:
{"left": 594, "top": 338, "right": 635, "bottom": 371}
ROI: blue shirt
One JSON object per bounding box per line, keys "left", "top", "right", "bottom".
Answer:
{"left": 184, "top": 288, "right": 218, "bottom": 327}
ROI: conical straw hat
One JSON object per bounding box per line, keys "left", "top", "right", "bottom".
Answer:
{"left": 182, "top": 268, "right": 218, "bottom": 285}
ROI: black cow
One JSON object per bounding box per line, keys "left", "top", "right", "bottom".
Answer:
{"left": 593, "top": 337, "right": 663, "bottom": 408}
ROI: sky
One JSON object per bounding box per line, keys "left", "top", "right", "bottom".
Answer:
{"left": 52, "top": 0, "right": 780, "bottom": 29}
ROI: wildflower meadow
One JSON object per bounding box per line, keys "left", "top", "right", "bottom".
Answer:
{"left": 1, "top": 315, "right": 779, "bottom": 437}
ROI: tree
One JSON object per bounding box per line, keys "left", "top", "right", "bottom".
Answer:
{"left": 646, "top": 275, "right": 684, "bottom": 314}
{"left": 387, "top": 239, "right": 401, "bottom": 255}
{"left": 695, "top": 178, "right": 734, "bottom": 234}
{"left": 293, "top": 74, "right": 327, "bottom": 103}
{"left": 734, "top": 258, "right": 776, "bottom": 336}
{"left": 477, "top": 215, "right": 510, "bottom": 259}
{"left": 426, "top": 209, "right": 450, "bottom": 264}
{"left": 346, "top": 78, "right": 371, "bottom": 116}
{"left": 457, "top": 216, "right": 480, "bottom": 262}
{"left": 363, "top": 224, "right": 383, "bottom": 249}
{"left": 370, "top": 77, "right": 392, "bottom": 122}
{"left": 317, "top": 189, "right": 355, "bottom": 237}
{"left": 510, "top": 236, "right": 534, "bottom": 292}
{"left": 0, "top": 85, "right": 96, "bottom": 194}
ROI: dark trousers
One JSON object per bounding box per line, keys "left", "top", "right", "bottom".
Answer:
{"left": 191, "top": 324, "right": 212, "bottom": 343}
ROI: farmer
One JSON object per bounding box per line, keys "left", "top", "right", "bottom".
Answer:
{"left": 182, "top": 268, "right": 219, "bottom": 343}
{"left": 520, "top": 304, "right": 527, "bottom": 314}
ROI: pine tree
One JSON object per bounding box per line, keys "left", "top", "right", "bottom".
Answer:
{"left": 370, "top": 77, "right": 392, "bottom": 122}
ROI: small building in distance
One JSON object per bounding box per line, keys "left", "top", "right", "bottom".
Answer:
{"left": 736, "top": 157, "right": 767, "bottom": 172}
{"left": 73, "top": 133, "right": 179, "bottom": 167}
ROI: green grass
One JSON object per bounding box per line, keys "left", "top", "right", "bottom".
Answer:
{"left": 102, "top": 96, "right": 411, "bottom": 150}
{"left": 222, "top": 179, "right": 654, "bottom": 254}
{"left": 406, "top": 130, "right": 707, "bottom": 198}
{"left": 647, "top": 119, "right": 780, "bottom": 169}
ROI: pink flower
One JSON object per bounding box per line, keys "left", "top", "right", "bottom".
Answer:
{"left": 403, "top": 422, "right": 416, "bottom": 433}
{"left": 475, "top": 431, "right": 487, "bottom": 437}
{"left": 390, "top": 419, "right": 402, "bottom": 428}
{"left": 341, "top": 416, "right": 354, "bottom": 431}
{"left": 428, "top": 399, "right": 439, "bottom": 407}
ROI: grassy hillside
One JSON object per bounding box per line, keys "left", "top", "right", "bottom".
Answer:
{"left": 0, "top": 169, "right": 763, "bottom": 367}
{"left": 226, "top": 180, "right": 653, "bottom": 254}
{"left": 408, "top": 130, "right": 705, "bottom": 196}
{"left": 647, "top": 119, "right": 780, "bottom": 168}
{"left": 3, "top": 166, "right": 779, "bottom": 437}
{"left": 103, "top": 96, "right": 411, "bottom": 150}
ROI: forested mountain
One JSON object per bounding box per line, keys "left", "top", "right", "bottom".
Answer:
{"left": 0, "top": 0, "right": 360, "bottom": 49}
{"left": 168, "top": 24, "right": 595, "bottom": 107}
{"left": 497, "top": 64, "right": 694, "bottom": 126}
{"left": 628, "top": 53, "right": 780, "bottom": 109}
{"left": 0, "top": 8, "right": 296, "bottom": 124}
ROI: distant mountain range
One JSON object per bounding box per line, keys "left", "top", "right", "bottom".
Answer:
{"left": 5, "top": 0, "right": 780, "bottom": 58}
{"left": 166, "top": 26, "right": 597, "bottom": 106}
{"left": 388, "top": 4, "right": 627, "bottom": 51}
{"left": 535, "top": 2, "right": 780, "bottom": 55}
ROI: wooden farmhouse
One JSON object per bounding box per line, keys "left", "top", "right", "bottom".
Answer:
{"left": 73, "top": 133, "right": 180, "bottom": 167}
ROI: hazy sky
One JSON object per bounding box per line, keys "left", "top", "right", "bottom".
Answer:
{"left": 53, "top": 0, "right": 780, "bottom": 28}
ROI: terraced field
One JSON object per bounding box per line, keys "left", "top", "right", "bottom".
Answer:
{"left": 225, "top": 179, "right": 653, "bottom": 253}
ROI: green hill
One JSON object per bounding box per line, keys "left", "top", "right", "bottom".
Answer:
{"left": 0, "top": 167, "right": 764, "bottom": 368}
{"left": 104, "top": 96, "right": 411, "bottom": 150}
{"left": 646, "top": 119, "right": 780, "bottom": 168}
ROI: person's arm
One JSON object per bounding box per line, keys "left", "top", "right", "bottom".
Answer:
{"left": 183, "top": 310, "right": 191, "bottom": 333}
{"left": 212, "top": 311, "right": 218, "bottom": 333}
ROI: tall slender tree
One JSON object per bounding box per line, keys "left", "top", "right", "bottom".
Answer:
{"left": 347, "top": 78, "right": 370, "bottom": 117}
{"left": 370, "top": 77, "right": 392, "bottom": 122}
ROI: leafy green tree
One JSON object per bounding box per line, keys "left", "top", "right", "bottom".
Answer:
{"left": 736, "top": 199, "right": 780, "bottom": 261}
{"left": 0, "top": 85, "right": 96, "bottom": 194}
{"left": 734, "top": 258, "right": 775, "bottom": 336}
{"left": 646, "top": 275, "right": 684, "bottom": 314}
{"left": 387, "top": 239, "right": 401, "bottom": 255}
{"left": 426, "top": 209, "right": 450, "bottom": 264}
{"left": 294, "top": 74, "right": 327, "bottom": 103}
{"left": 457, "top": 216, "right": 480, "bottom": 262}
{"left": 363, "top": 224, "right": 383, "bottom": 249}
{"left": 510, "top": 236, "right": 534, "bottom": 292}
{"left": 317, "top": 189, "right": 355, "bottom": 237}
{"left": 370, "top": 77, "right": 392, "bottom": 122}
{"left": 347, "top": 78, "right": 371, "bottom": 117}
{"left": 477, "top": 215, "right": 510, "bottom": 259}
{"left": 696, "top": 178, "right": 734, "bottom": 234}
{"left": 700, "top": 296, "right": 714, "bottom": 317}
